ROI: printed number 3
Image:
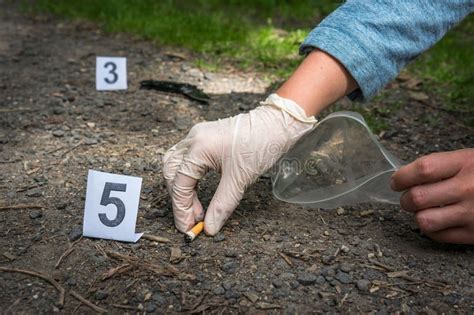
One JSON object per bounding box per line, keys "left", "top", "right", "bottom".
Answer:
{"left": 104, "top": 62, "right": 118, "bottom": 84}
{"left": 99, "top": 182, "right": 127, "bottom": 227}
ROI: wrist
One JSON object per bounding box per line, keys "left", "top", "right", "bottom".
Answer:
{"left": 261, "top": 94, "right": 317, "bottom": 124}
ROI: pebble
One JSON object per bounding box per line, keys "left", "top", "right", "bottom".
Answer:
{"left": 26, "top": 188, "right": 43, "bottom": 198}
{"left": 316, "top": 275, "right": 326, "bottom": 285}
{"left": 356, "top": 279, "right": 371, "bottom": 292}
{"left": 69, "top": 226, "right": 82, "bottom": 241}
{"left": 272, "top": 279, "right": 283, "bottom": 288}
{"left": 174, "top": 116, "right": 192, "bottom": 131}
{"left": 145, "top": 208, "right": 168, "bottom": 219}
{"left": 322, "top": 255, "right": 336, "bottom": 265}
{"left": 224, "top": 249, "right": 237, "bottom": 258}
{"left": 279, "top": 272, "right": 295, "bottom": 281}
{"left": 297, "top": 272, "right": 317, "bottom": 286}
{"left": 213, "top": 233, "right": 225, "bottom": 242}
{"left": 52, "top": 130, "right": 65, "bottom": 137}
{"left": 94, "top": 290, "right": 109, "bottom": 300}
{"left": 221, "top": 260, "right": 237, "bottom": 274}
{"left": 339, "top": 262, "right": 354, "bottom": 273}
{"left": 225, "top": 290, "right": 241, "bottom": 300}
{"left": 53, "top": 106, "right": 66, "bottom": 115}
{"left": 335, "top": 271, "right": 352, "bottom": 284}
{"left": 336, "top": 207, "right": 345, "bottom": 215}
{"left": 145, "top": 302, "right": 157, "bottom": 312}
{"left": 29, "top": 210, "right": 42, "bottom": 219}
{"left": 66, "top": 277, "right": 76, "bottom": 287}
{"left": 213, "top": 286, "right": 225, "bottom": 295}
{"left": 84, "top": 138, "right": 98, "bottom": 145}
{"left": 152, "top": 293, "right": 166, "bottom": 305}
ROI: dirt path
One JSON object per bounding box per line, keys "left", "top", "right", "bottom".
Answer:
{"left": 1, "top": 2, "right": 473, "bottom": 313}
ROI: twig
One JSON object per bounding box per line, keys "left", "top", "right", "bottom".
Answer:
{"left": 112, "top": 304, "right": 139, "bottom": 310}
{"left": 0, "top": 108, "right": 36, "bottom": 113}
{"left": 278, "top": 252, "right": 293, "bottom": 267}
{"left": 61, "top": 141, "right": 83, "bottom": 158}
{"left": 0, "top": 267, "right": 65, "bottom": 306}
{"left": 70, "top": 290, "right": 107, "bottom": 313}
{"left": 0, "top": 204, "right": 44, "bottom": 211}
{"left": 55, "top": 237, "right": 83, "bottom": 269}
{"left": 142, "top": 234, "right": 170, "bottom": 243}
{"left": 182, "top": 292, "right": 208, "bottom": 311}
{"left": 0, "top": 159, "right": 21, "bottom": 164}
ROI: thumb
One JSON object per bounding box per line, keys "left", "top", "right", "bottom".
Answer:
{"left": 204, "top": 175, "right": 245, "bottom": 235}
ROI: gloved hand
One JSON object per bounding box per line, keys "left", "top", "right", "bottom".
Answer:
{"left": 163, "top": 94, "right": 317, "bottom": 235}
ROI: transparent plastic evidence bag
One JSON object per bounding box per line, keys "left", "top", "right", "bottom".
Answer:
{"left": 272, "top": 111, "right": 403, "bottom": 209}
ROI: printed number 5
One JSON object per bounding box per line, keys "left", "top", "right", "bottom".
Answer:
{"left": 104, "top": 62, "right": 118, "bottom": 84}
{"left": 99, "top": 182, "right": 127, "bottom": 227}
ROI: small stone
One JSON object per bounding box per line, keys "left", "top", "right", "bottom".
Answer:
{"left": 52, "top": 130, "right": 65, "bottom": 137}
{"left": 221, "top": 260, "right": 237, "bottom": 274}
{"left": 335, "top": 271, "right": 352, "bottom": 284}
{"left": 339, "top": 262, "right": 354, "bottom": 273}
{"left": 356, "top": 279, "right": 371, "bottom": 292}
{"left": 53, "top": 107, "right": 66, "bottom": 115}
{"left": 213, "top": 286, "right": 225, "bottom": 295}
{"left": 66, "top": 277, "right": 77, "bottom": 287}
{"left": 145, "top": 303, "right": 157, "bottom": 312}
{"left": 272, "top": 279, "right": 283, "bottom": 288}
{"left": 316, "top": 276, "right": 326, "bottom": 285}
{"left": 26, "top": 188, "right": 42, "bottom": 198}
{"left": 243, "top": 291, "right": 259, "bottom": 303}
{"left": 225, "top": 290, "right": 241, "bottom": 300}
{"left": 94, "top": 290, "right": 109, "bottom": 300}
{"left": 57, "top": 202, "right": 67, "bottom": 210}
{"left": 145, "top": 208, "right": 167, "bottom": 219}
{"left": 340, "top": 245, "right": 350, "bottom": 253}
{"left": 322, "top": 255, "right": 336, "bottom": 265}
{"left": 279, "top": 272, "right": 295, "bottom": 281}
{"left": 84, "top": 138, "right": 98, "bottom": 145}
{"left": 169, "top": 247, "right": 183, "bottom": 264}
{"left": 174, "top": 116, "right": 192, "bottom": 131}
{"left": 213, "top": 233, "right": 225, "bottom": 242}
{"left": 29, "top": 210, "right": 42, "bottom": 219}
{"left": 297, "top": 272, "right": 317, "bottom": 286}
{"left": 32, "top": 234, "right": 42, "bottom": 242}
{"left": 224, "top": 250, "right": 237, "bottom": 258}
{"left": 69, "top": 226, "right": 82, "bottom": 241}
{"left": 336, "top": 207, "right": 345, "bottom": 215}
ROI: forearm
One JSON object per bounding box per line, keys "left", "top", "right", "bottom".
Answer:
{"left": 300, "top": 0, "right": 473, "bottom": 102}
{"left": 276, "top": 49, "right": 358, "bottom": 116}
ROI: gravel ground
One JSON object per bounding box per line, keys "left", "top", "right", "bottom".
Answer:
{"left": 1, "top": 1, "right": 473, "bottom": 313}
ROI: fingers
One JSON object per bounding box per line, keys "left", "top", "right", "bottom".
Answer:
{"left": 400, "top": 176, "right": 462, "bottom": 212}
{"left": 204, "top": 176, "right": 245, "bottom": 236}
{"left": 426, "top": 226, "right": 474, "bottom": 245}
{"left": 414, "top": 203, "right": 469, "bottom": 234}
{"left": 391, "top": 151, "right": 465, "bottom": 192}
{"left": 171, "top": 173, "right": 198, "bottom": 233}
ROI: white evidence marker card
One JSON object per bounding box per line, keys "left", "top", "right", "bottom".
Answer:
{"left": 96, "top": 56, "right": 127, "bottom": 91}
{"left": 83, "top": 170, "right": 143, "bottom": 242}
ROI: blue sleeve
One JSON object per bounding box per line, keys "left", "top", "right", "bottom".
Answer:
{"left": 300, "top": 0, "right": 473, "bottom": 102}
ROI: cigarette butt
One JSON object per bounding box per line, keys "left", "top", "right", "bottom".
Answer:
{"left": 185, "top": 221, "right": 204, "bottom": 242}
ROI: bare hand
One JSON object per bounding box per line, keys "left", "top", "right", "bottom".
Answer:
{"left": 391, "top": 149, "right": 474, "bottom": 244}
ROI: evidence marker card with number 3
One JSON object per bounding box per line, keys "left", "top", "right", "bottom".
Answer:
{"left": 83, "top": 170, "right": 143, "bottom": 242}
{"left": 96, "top": 56, "right": 127, "bottom": 91}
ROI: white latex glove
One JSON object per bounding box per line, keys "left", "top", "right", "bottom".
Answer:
{"left": 163, "top": 94, "right": 317, "bottom": 235}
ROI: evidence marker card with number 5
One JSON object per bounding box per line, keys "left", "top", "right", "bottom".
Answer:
{"left": 96, "top": 56, "right": 127, "bottom": 91}
{"left": 83, "top": 170, "right": 143, "bottom": 242}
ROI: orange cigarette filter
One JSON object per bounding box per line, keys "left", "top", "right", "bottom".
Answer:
{"left": 185, "top": 222, "right": 204, "bottom": 242}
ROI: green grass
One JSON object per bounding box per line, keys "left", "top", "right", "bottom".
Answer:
{"left": 30, "top": 0, "right": 338, "bottom": 77}
{"left": 407, "top": 16, "right": 474, "bottom": 121}
{"left": 29, "top": 0, "right": 473, "bottom": 125}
